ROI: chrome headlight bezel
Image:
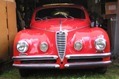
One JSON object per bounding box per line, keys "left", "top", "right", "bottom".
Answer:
{"left": 16, "top": 40, "right": 29, "bottom": 53}
{"left": 95, "top": 38, "right": 106, "bottom": 51}
{"left": 40, "top": 42, "right": 48, "bottom": 52}
{"left": 74, "top": 41, "right": 83, "bottom": 51}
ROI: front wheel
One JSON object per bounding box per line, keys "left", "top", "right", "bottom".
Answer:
{"left": 19, "top": 69, "right": 31, "bottom": 77}
{"left": 96, "top": 67, "right": 107, "bottom": 74}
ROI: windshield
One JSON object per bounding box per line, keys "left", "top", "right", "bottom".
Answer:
{"left": 35, "top": 7, "right": 85, "bottom": 20}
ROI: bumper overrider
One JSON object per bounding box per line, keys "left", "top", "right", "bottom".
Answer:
{"left": 13, "top": 53, "right": 111, "bottom": 69}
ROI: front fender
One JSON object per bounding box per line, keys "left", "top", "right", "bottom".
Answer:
{"left": 66, "top": 27, "right": 110, "bottom": 55}
{"left": 13, "top": 29, "right": 58, "bottom": 56}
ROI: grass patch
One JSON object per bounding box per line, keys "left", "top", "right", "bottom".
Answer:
{"left": 0, "top": 64, "right": 119, "bottom": 79}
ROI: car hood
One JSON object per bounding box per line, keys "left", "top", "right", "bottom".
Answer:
{"left": 30, "top": 18, "right": 90, "bottom": 32}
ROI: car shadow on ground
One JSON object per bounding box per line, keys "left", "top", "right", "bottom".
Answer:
{"left": 20, "top": 68, "right": 105, "bottom": 79}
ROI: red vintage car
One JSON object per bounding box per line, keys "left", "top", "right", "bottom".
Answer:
{"left": 13, "top": 3, "right": 111, "bottom": 76}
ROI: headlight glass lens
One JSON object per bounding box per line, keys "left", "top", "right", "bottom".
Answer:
{"left": 95, "top": 38, "right": 106, "bottom": 51}
{"left": 17, "top": 40, "right": 29, "bottom": 53}
{"left": 74, "top": 41, "right": 83, "bottom": 51}
{"left": 40, "top": 42, "right": 48, "bottom": 52}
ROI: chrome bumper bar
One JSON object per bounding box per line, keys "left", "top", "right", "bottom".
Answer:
{"left": 13, "top": 61, "right": 111, "bottom": 69}
{"left": 13, "top": 55, "right": 58, "bottom": 61}
{"left": 66, "top": 53, "right": 111, "bottom": 59}
{"left": 13, "top": 64, "right": 60, "bottom": 68}
{"left": 65, "top": 61, "right": 111, "bottom": 68}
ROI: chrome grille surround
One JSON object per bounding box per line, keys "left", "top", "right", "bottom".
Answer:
{"left": 56, "top": 31, "right": 67, "bottom": 61}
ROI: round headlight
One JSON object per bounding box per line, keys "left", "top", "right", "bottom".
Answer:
{"left": 74, "top": 41, "right": 83, "bottom": 51}
{"left": 40, "top": 42, "right": 48, "bottom": 52}
{"left": 17, "top": 40, "right": 29, "bottom": 53}
{"left": 95, "top": 38, "right": 106, "bottom": 51}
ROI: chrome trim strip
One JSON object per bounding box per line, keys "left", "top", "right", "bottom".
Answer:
{"left": 65, "top": 61, "right": 111, "bottom": 68}
{"left": 66, "top": 53, "right": 111, "bottom": 59}
{"left": 59, "top": 20, "right": 62, "bottom": 31}
{"left": 13, "top": 55, "right": 58, "bottom": 61}
{"left": 13, "top": 64, "right": 60, "bottom": 68}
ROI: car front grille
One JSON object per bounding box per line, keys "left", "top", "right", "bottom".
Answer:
{"left": 56, "top": 31, "right": 66, "bottom": 61}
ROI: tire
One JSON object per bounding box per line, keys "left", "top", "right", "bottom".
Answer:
{"left": 19, "top": 69, "right": 31, "bottom": 77}
{"left": 96, "top": 67, "right": 107, "bottom": 74}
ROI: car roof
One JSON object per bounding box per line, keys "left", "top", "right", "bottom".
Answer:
{"left": 43, "top": 3, "right": 75, "bottom": 7}
{"left": 35, "top": 3, "right": 85, "bottom": 11}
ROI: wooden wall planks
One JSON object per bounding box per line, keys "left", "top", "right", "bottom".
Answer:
{"left": 0, "top": 0, "right": 9, "bottom": 59}
{"left": 0, "top": 0, "right": 17, "bottom": 60}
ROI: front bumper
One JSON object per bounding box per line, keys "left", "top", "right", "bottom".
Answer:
{"left": 13, "top": 53, "right": 111, "bottom": 69}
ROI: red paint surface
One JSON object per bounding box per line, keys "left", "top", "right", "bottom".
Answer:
{"left": 13, "top": 5, "right": 110, "bottom": 69}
